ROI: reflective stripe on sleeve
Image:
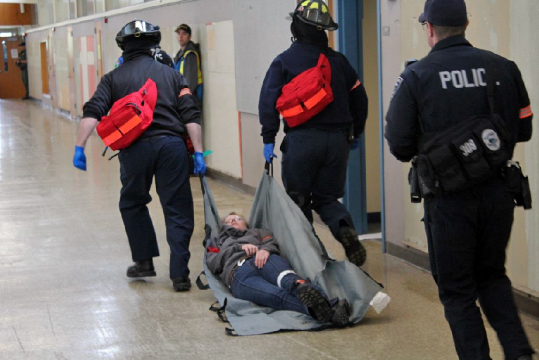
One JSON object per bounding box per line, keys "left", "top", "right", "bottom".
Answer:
{"left": 520, "top": 105, "right": 533, "bottom": 119}
{"left": 179, "top": 88, "right": 192, "bottom": 97}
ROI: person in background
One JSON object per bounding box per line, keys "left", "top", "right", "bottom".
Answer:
{"left": 14, "top": 42, "right": 29, "bottom": 100}
{"left": 173, "top": 24, "right": 203, "bottom": 107}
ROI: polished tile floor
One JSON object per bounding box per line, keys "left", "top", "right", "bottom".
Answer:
{"left": 0, "top": 99, "right": 537, "bottom": 360}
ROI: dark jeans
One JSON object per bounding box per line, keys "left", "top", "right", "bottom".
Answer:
{"left": 281, "top": 128, "right": 354, "bottom": 239}
{"left": 231, "top": 255, "right": 325, "bottom": 315}
{"left": 119, "top": 135, "right": 194, "bottom": 279}
{"left": 21, "top": 69, "right": 29, "bottom": 97}
{"left": 424, "top": 177, "right": 533, "bottom": 360}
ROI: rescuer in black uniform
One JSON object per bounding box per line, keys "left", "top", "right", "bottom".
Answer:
{"left": 385, "top": 1, "right": 534, "bottom": 359}
{"left": 72, "top": 20, "right": 206, "bottom": 292}
{"left": 259, "top": 0, "right": 368, "bottom": 268}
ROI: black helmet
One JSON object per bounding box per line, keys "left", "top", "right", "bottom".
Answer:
{"left": 290, "top": 0, "right": 338, "bottom": 31}
{"left": 115, "top": 20, "right": 161, "bottom": 50}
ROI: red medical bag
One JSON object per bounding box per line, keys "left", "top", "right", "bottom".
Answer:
{"left": 97, "top": 78, "right": 158, "bottom": 151}
{"left": 276, "top": 53, "right": 333, "bottom": 128}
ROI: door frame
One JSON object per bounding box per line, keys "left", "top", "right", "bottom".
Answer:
{"left": 338, "top": 0, "right": 368, "bottom": 235}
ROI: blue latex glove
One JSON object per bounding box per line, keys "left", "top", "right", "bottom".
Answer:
{"left": 263, "top": 143, "right": 277, "bottom": 163}
{"left": 193, "top": 151, "right": 207, "bottom": 175}
{"left": 73, "top": 145, "right": 87, "bottom": 171}
{"left": 350, "top": 138, "right": 361, "bottom": 150}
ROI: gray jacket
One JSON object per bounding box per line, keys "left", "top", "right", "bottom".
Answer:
{"left": 174, "top": 41, "right": 200, "bottom": 97}
{"left": 206, "top": 227, "right": 280, "bottom": 286}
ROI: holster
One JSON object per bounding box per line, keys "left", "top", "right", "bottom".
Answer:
{"left": 503, "top": 161, "right": 532, "bottom": 210}
{"left": 409, "top": 157, "right": 422, "bottom": 203}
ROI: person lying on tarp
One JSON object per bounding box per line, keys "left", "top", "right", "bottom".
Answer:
{"left": 206, "top": 212, "right": 350, "bottom": 327}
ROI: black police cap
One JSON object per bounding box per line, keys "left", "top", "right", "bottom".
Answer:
{"left": 418, "top": 0, "right": 468, "bottom": 27}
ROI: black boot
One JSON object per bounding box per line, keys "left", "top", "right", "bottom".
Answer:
{"left": 297, "top": 282, "right": 333, "bottom": 323}
{"left": 330, "top": 299, "right": 350, "bottom": 327}
{"left": 516, "top": 355, "right": 533, "bottom": 360}
{"left": 337, "top": 226, "right": 367, "bottom": 267}
{"left": 126, "top": 259, "right": 156, "bottom": 278}
{"left": 172, "top": 276, "right": 191, "bottom": 292}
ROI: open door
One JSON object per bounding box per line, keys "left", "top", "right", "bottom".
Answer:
{"left": 40, "top": 41, "right": 49, "bottom": 95}
{"left": 0, "top": 36, "right": 26, "bottom": 98}
{"left": 339, "top": 0, "right": 368, "bottom": 235}
{"left": 339, "top": 0, "right": 383, "bottom": 240}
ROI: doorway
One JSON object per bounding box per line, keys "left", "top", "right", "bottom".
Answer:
{"left": 338, "top": 0, "right": 383, "bottom": 240}
{"left": 0, "top": 37, "right": 26, "bottom": 98}
{"left": 40, "top": 41, "right": 49, "bottom": 95}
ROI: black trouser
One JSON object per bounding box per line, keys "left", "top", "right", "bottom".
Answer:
{"left": 118, "top": 135, "right": 194, "bottom": 279}
{"left": 280, "top": 128, "right": 354, "bottom": 239}
{"left": 21, "top": 69, "right": 29, "bottom": 97}
{"left": 424, "top": 177, "right": 534, "bottom": 360}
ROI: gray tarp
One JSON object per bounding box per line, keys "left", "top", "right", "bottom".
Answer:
{"left": 201, "top": 171, "right": 384, "bottom": 335}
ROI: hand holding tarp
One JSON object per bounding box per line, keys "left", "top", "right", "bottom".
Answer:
{"left": 194, "top": 151, "right": 206, "bottom": 175}
{"left": 263, "top": 143, "right": 277, "bottom": 163}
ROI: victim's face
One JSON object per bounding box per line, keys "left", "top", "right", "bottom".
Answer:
{"left": 223, "top": 215, "right": 247, "bottom": 231}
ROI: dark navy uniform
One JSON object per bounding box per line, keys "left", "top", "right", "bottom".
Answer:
{"left": 386, "top": 35, "right": 534, "bottom": 360}
{"left": 83, "top": 52, "right": 200, "bottom": 280}
{"left": 259, "top": 41, "right": 368, "bottom": 239}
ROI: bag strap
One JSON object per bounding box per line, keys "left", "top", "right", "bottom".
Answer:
{"left": 196, "top": 271, "right": 210, "bottom": 290}
{"left": 316, "top": 53, "right": 332, "bottom": 82}
{"left": 481, "top": 53, "right": 497, "bottom": 115}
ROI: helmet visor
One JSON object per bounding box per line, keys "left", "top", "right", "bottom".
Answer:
{"left": 302, "top": 8, "right": 332, "bottom": 27}
{"left": 118, "top": 20, "right": 159, "bottom": 38}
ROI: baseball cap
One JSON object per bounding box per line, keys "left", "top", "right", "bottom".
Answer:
{"left": 418, "top": 0, "right": 468, "bottom": 26}
{"left": 175, "top": 24, "right": 192, "bottom": 35}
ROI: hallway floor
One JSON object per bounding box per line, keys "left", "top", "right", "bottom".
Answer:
{"left": 0, "top": 99, "right": 537, "bottom": 360}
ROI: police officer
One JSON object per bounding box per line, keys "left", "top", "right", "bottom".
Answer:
{"left": 259, "top": 0, "right": 368, "bottom": 267}
{"left": 385, "top": 1, "right": 534, "bottom": 359}
{"left": 72, "top": 20, "right": 207, "bottom": 292}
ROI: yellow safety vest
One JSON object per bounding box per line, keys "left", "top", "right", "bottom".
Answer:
{"left": 179, "top": 50, "right": 203, "bottom": 85}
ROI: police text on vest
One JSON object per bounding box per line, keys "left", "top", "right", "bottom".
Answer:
{"left": 439, "top": 68, "right": 487, "bottom": 89}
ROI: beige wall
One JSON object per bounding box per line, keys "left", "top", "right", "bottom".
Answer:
{"left": 510, "top": 0, "right": 539, "bottom": 293}
{"left": 385, "top": 0, "right": 539, "bottom": 294}
{"left": 54, "top": 27, "right": 70, "bottom": 111}
{"left": 202, "top": 21, "right": 241, "bottom": 178}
